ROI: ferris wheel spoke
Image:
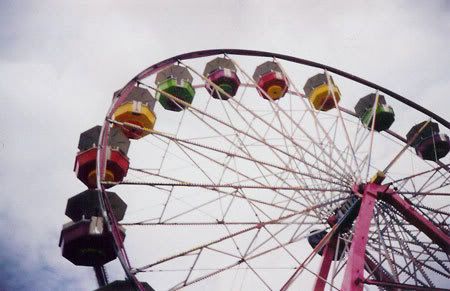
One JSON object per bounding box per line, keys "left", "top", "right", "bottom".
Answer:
{"left": 227, "top": 58, "right": 355, "bottom": 181}
{"left": 141, "top": 82, "right": 349, "bottom": 188}
{"left": 166, "top": 125, "right": 345, "bottom": 216}
{"left": 348, "top": 118, "right": 371, "bottom": 172}
{"left": 363, "top": 252, "right": 394, "bottom": 285}
{"left": 203, "top": 85, "right": 292, "bottom": 200}
{"left": 370, "top": 234, "right": 445, "bottom": 254}
{"left": 416, "top": 167, "right": 444, "bottom": 193}
{"left": 377, "top": 240, "right": 450, "bottom": 285}
{"left": 332, "top": 126, "right": 372, "bottom": 183}
{"left": 241, "top": 227, "right": 263, "bottom": 258}
{"left": 365, "top": 241, "right": 419, "bottom": 281}
{"left": 127, "top": 169, "right": 308, "bottom": 215}
{"left": 365, "top": 248, "right": 420, "bottom": 286}
{"left": 118, "top": 111, "right": 348, "bottom": 197}
{"left": 278, "top": 99, "right": 353, "bottom": 186}
{"left": 258, "top": 92, "right": 338, "bottom": 201}
{"left": 315, "top": 116, "right": 343, "bottom": 182}
{"left": 376, "top": 205, "right": 437, "bottom": 251}
{"left": 280, "top": 227, "right": 341, "bottom": 290}
{"left": 303, "top": 115, "right": 356, "bottom": 185}
{"left": 136, "top": 177, "right": 267, "bottom": 223}
{"left": 168, "top": 260, "right": 243, "bottom": 291}
{"left": 172, "top": 138, "right": 217, "bottom": 185}
{"left": 164, "top": 136, "right": 266, "bottom": 222}
{"left": 382, "top": 120, "right": 432, "bottom": 177}
{"left": 374, "top": 185, "right": 450, "bottom": 256}
{"left": 224, "top": 110, "right": 328, "bottom": 218}
{"left": 216, "top": 156, "right": 235, "bottom": 218}
{"left": 363, "top": 251, "right": 431, "bottom": 291}
{"left": 121, "top": 221, "right": 327, "bottom": 227}
{"left": 244, "top": 216, "right": 311, "bottom": 260}
{"left": 267, "top": 112, "right": 356, "bottom": 214}
{"left": 162, "top": 142, "right": 324, "bottom": 213}
{"left": 398, "top": 191, "right": 450, "bottom": 197}
{"left": 159, "top": 185, "right": 175, "bottom": 223}
{"left": 309, "top": 240, "right": 346, "bottom": 291}
{"left": 243, "top": 260, "right": 274, "bottom": 291}
{"left": 273, "top": 59, "right": 360, "bottom": 181}
{"left": 386, "top": 209, "right": 450, "bottom": 274}
{"left": 256, "top": 96, "right": 330, "bottom": 214}
{"left": 154, "top": 106, "right": 188, "bottom": 175}
{"left": 164, "top": 135, "right": 311, "bottom": 212}
{"left": 404, "top": 201, "right": 449, "bottom": 235}
{"left": 180, "top": 248, "right": 203, "bottom": 288}
{"left": 373, "top": 206, "right": 400, "bottom": 282}
{"left": 327, "top": 236, "right": 349, "bottom": 290}
{"left": 288, "top": 213, "right": 319, "bottom": 244}
{"left": 421, "top": 181, "right": 450, "bottom": 196}
{"left": 217, "top": 61, "right": 330, "bottom": 172}
{"left": 401, "top": 169, "right": 450, "bottom": 207}
{"left": 134, "top": 226, "right": 259, "bottom": 273}
{"left": 251, "top": 113, "right": 350, "bottom": 205}
{"left": 162, "top": 188, "right": 282, "bottom": 223}
{"left": 364, "top": 91, "right": 380, "bottom": 182}
{"left": 413, "top": 203, "right": 450, "bottom": 219}
{"left": 324, "top": 70, "right": 362, "bottom": 180}
{"left": 222, "top": 95, "right": 346, "bottom": 184}
{"left": 389, "top": 163, "right": 450, "bottom": 187}
{"left": 169, "top": 226, "right": 335, "bottom": 291}
{"left": 134, "top": 198, "right": 342, "bottom": 271}
{"left": 139, "top": 218, "right": 327, "bottom": 289}
{"left": 225, "top": 193, "right": 284, "bottom": 258}
{"left": 272, "top": 62, "right": 340, "bottom": 164}
{"left": 367, "top": 237, "right": 429, "bottom": 286}
{"left": 376, "top": 205, "right": 444, "bottom": 287}
{"left": 164, "top": 192, "right": 228, "bottom": 223}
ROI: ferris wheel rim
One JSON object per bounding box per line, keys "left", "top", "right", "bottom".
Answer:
{"left": 110, "top": 49, "right": 450, "bottom": 176}
{"left": 112, "top": 49, "right": 449, "bottom": 130}
{"left": 94, "top": 49, "right": 450, "bottom": 290}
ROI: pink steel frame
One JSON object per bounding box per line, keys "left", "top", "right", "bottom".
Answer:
{"left": 313, "top": 237, "right": 338, "bottom": 291}
{"left": 313, "top": 183, "right": 450, "bottom": 291}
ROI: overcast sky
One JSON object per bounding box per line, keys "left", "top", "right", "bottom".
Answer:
{"left": 0, "top": 1, "right": 449, "bottom": 290}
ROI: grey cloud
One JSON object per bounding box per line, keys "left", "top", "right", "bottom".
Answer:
{"left": 0, "top": 0, "right": 449, "bottom": 290}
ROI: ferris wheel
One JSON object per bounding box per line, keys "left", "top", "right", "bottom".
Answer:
{"left": 59, "top": 50, "right": 450, "bottom": 291}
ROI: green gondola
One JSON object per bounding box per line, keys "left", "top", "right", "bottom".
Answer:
{"left": 355, "top": 93, "right": 395, "bottom": 132}
{"left": 155, "top": 65, "right": 195, "bottom": 112}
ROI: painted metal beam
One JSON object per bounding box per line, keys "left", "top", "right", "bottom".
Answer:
{"left": 341, "top": 183, "right": 380, "bottom": 291}
{"left": 379, "top": 191, "right": 450, "bottom": 254}
{"left": 313, "top": 237, "right": 337, "bottom": 291}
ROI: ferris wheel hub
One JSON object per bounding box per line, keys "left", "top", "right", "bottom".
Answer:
{"left": 369, "top": 170, "right": 386, "bottom": 184}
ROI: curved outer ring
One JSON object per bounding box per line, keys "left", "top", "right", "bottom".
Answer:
{"left": 96, "top": 49, "right": 450, "bottom": 290}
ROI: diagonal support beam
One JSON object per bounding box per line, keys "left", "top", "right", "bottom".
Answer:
{"left": 313, "top": 237, "right": 337, "bottom": 291}
{"left": 379, "top": 191, "right": 450, "bottom": 254}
